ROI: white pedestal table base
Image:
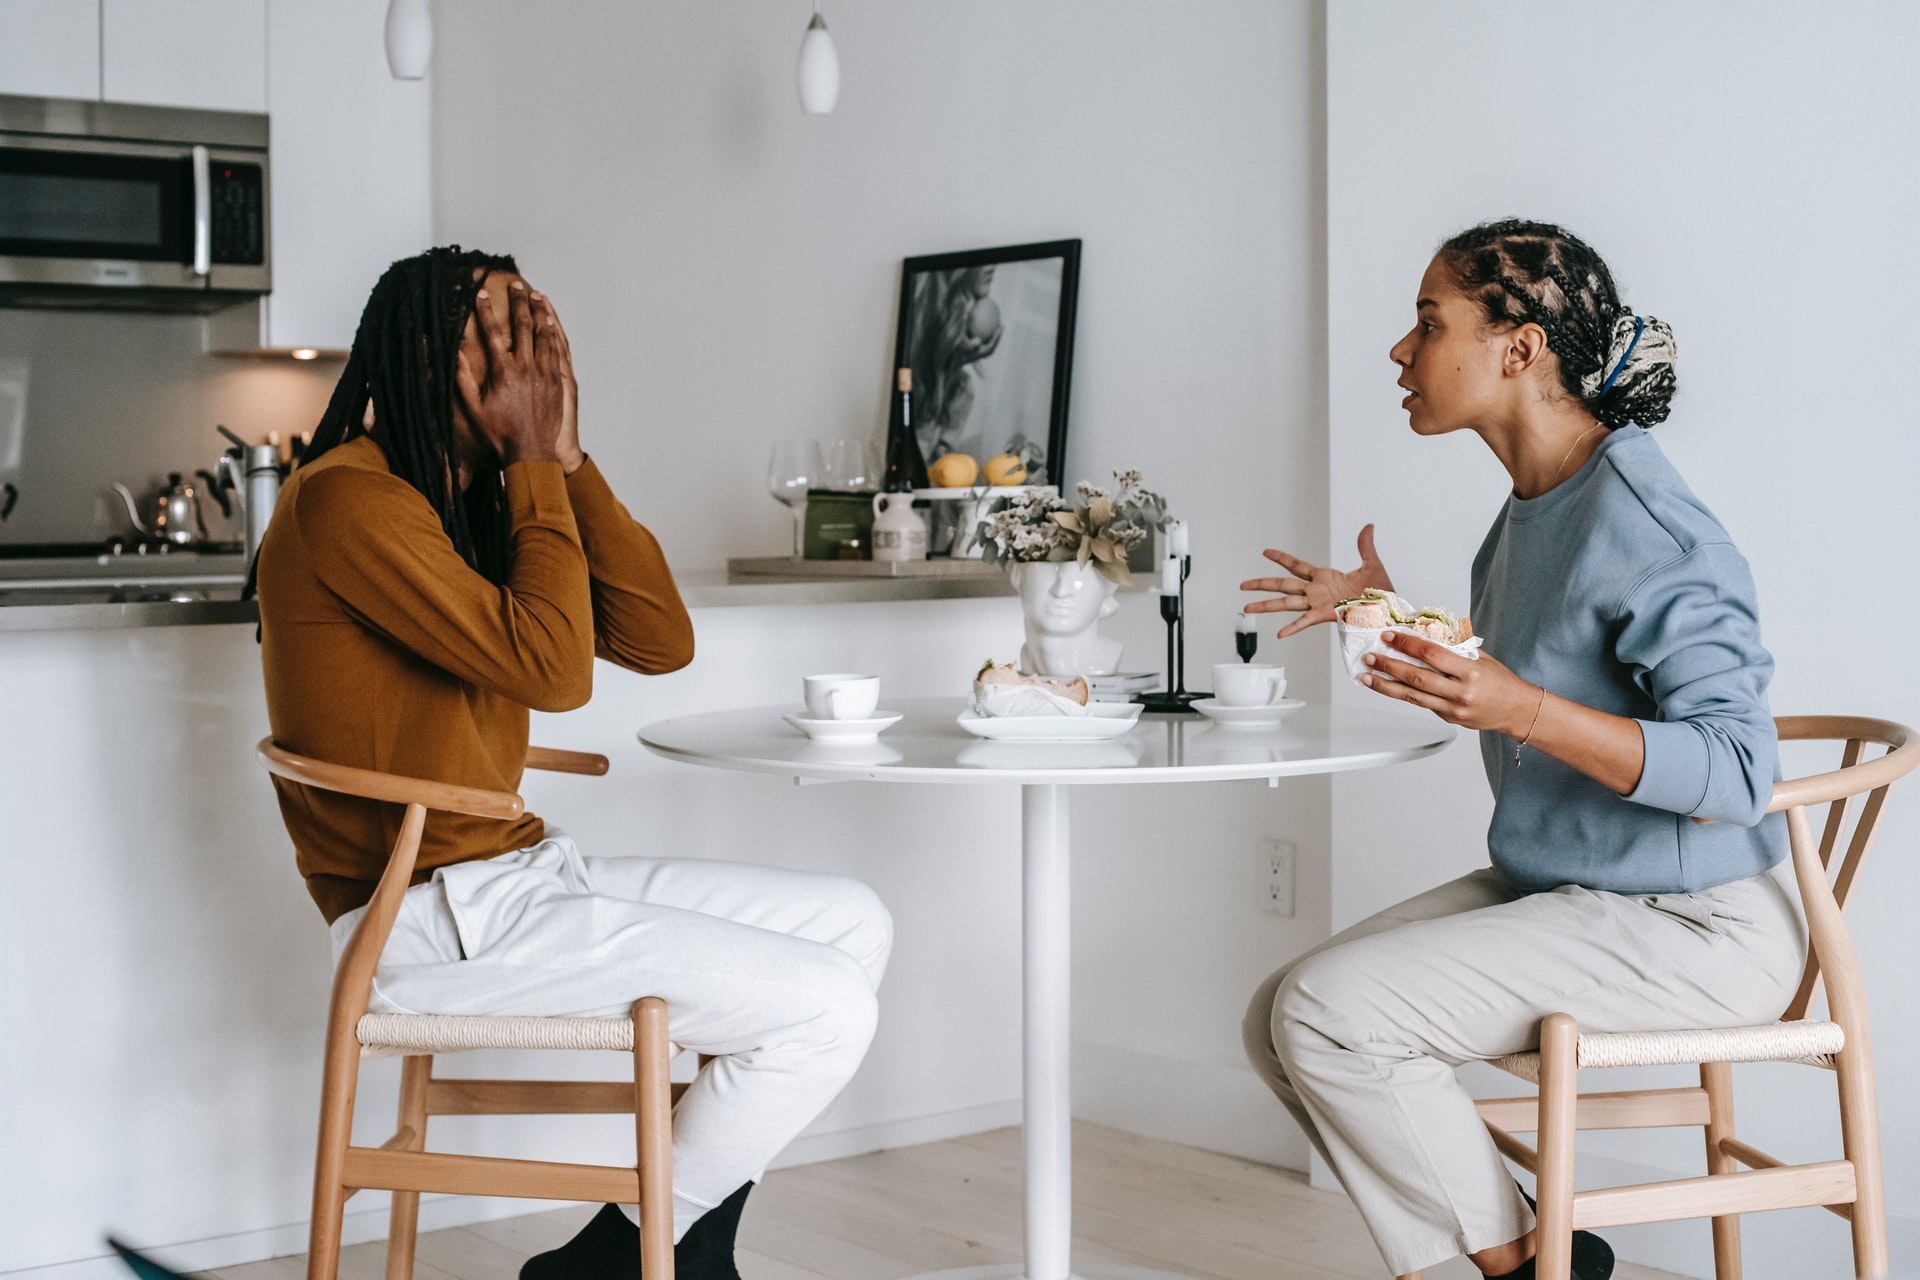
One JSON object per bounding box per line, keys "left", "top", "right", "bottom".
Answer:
{"left": 903, "top": 785, "right": 1204, "bottom": 1280}
{"left": 898, "top": 1265, "right": 1204, "bottom": 1280}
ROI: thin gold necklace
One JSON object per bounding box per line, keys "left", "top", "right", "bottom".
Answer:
{"left": 1546, "top": 424, "right": 1604, "bottom": 492}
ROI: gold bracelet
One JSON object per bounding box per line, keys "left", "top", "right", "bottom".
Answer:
{"left": 1514, "top": 686, "right": 1547, "bottom": 769}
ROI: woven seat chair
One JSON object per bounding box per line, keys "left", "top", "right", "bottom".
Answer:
{"left": 258, "top": 740, "right": 684, "bottom": 1280}
{"left": 1393, "top": 716, "right": 1917, "bottom": 1280}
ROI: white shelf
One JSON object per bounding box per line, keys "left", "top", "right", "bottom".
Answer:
{"left": 911, "top": 484, "right": 1056, "bottom": 500}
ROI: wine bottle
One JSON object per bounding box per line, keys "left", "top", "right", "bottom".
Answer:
{"left": 882, "top": 366, "right": 929, "bottom": 492}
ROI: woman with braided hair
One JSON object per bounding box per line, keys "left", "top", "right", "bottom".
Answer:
{"left": 1239, "top": 221, "right": 1799, "bottom": 1280}
{"left": 256, "top": 247, "right": 892, "bottom": 1280}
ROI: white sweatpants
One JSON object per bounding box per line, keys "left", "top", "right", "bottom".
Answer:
{"left": 330, "top": 832, "right": 892, "bottom": 1239}
{"left": 1241, "top": 867, "right": 1805, "bottom": 1276}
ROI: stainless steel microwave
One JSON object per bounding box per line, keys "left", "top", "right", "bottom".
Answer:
{"left": 0, "top": 93, "right": 269, "bottom": 310}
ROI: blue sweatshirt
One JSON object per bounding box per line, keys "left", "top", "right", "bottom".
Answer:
{"left": 1470, "top": 425, "right": 1786, "bottom": 894}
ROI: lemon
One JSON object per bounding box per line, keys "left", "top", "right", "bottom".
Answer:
{"left": 927, "top": 452, "right": 979, "bottom": 488}
{"left": 984, "top": 453, "right": 1028, "bottom": 486}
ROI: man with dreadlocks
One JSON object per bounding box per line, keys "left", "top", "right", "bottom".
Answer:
{"left": 256, "top": 248, "right": 891, "bottom": 1280}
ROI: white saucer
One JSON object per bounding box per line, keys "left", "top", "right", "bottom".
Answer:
{"left": 783, "top": 710, "right": 904, "bottom": 743}
{"left": 956, "top": 702, "right": 1143, "bottom": 741}
{"left": 1192, "top": 697, "right": 1306, "bottom": 729}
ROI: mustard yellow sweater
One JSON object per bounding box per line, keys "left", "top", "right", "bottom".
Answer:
{"left": 257, "top": 435, "right": 692, "bottom": 922}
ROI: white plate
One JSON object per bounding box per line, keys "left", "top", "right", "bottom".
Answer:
{"left": 956, "top": 702, "right": 1143, "bottom": 741}
{"left": 1192, "top": 697, "right": 1306, "bottom": 729}
{"left": 783, "top": 710, "right": 904, "bottom": 743}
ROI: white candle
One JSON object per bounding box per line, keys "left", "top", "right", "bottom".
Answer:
{"left": 1166, "top": 519, "right": 1189, "bottom": 557}
{"left": 1159, "top": 557, "right": 1182, "bottom": 596}
{"left": 1236, "top": 610, "right": 1257, "bottom": 633}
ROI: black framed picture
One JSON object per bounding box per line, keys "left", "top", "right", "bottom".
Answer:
{"left": 891, "top": 239, "right": 1081, "bottom": 486}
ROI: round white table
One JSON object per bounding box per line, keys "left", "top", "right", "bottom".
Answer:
{"left": 639, "top": 698, "right": 1453, "bottom": 1280}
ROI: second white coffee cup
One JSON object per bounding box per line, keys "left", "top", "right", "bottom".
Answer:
{"left": 804, "top": 673, "right": 881, "bottom": 720}
{"left": 1213, "top": 663, "right": 1287, "bottom": 707}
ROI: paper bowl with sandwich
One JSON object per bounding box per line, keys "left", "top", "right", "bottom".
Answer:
{"left": 960, "top": 661, "right": 1144, "bottom": 740}
{"left": 1334, "top": 589, "right": 1482, "bottom": 687}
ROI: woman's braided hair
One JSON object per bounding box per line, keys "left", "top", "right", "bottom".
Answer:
{"left": 1437, "top": 220, "right": 1677, "bottom": 430}
{"left": 294, "top": 246, "right": 519, "bottom": 583}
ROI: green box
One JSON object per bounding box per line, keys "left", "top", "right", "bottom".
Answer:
{"left": 802, "top": 489, "right": 876, "bottom": 560}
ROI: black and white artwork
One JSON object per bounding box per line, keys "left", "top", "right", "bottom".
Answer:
{"left": 893, "top": 240, "right": 1081, "bottom": 485}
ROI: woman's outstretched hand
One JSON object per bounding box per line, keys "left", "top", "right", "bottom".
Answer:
{"left": 1361, "top": 632, "right": 1538, "bottom": 736}
{"left": 1240, "top": 524, "right": 1395, "bottom": 638}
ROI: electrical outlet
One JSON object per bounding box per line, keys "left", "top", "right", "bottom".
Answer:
{"left": 1262, "top": 838, "right": 1295, "bottom": 917}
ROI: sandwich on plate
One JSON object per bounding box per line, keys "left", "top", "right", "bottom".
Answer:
{"left": 973, "top": 661, "right": 1092, "bottom": 717}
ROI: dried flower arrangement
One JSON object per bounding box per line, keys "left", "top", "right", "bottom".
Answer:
{"left": 975, "top": 470, "right": 1169, "bottom": 586}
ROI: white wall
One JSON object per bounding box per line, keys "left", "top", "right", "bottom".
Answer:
{"left": 1326, "top": 4, "right": 1920, "bottom": 1277}
{"left": 432, "top": 0, "right": 1333, "bottom": 1176}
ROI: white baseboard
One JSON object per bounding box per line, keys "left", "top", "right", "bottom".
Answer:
{"left": 1070, "top": 1037, "right": 1308, "bottom": 1172}
{"left": 769, "top": 1097, "right": 1022, "bottom": 1171}
{"left": 0, "top": 1100, "right": 1024, "bottom": 1280}
{"left": 0, "top": 1192, "right": 572, "bottom": 1280}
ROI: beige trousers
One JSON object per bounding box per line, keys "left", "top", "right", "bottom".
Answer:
{"left": 1241, "top": 867, "right": 1806, "bottom": 1276}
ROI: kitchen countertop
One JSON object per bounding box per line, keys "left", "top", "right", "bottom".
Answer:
{"left": 0, "top": 565, "right": 1022, "bottom": 633}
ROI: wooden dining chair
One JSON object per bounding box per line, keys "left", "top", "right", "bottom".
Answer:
{"left": 1393, "top": 715, "right": 1917, "bottom": 1280}
{"left": 257, "top": 739, "right": 683, "bottom": 1280}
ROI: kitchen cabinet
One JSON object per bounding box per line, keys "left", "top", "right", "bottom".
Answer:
{"left": 0, "top": 0, "right": 100, "bottom": 99}
{"left": 2, "top": 0, "right": 426, "bottom": 353}
{"left": 101, "top": 0, "right": 267, "bottom": 112}
{"left": 1, "top": 0, "right": 263, "bottom": 112}
{"left": 208, "top": 0, "right": 431, "bottom": 354}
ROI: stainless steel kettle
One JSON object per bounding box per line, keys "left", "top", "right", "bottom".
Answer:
{"left": 113, "top": 472, "right": 209, "bottom": 547}
{"left": 215, "top": 424, "right": 283, "bottom": 567}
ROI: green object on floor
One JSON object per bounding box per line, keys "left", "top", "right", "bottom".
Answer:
{"left": 107, "top": 1240, "right": 189, "bottom": 1280}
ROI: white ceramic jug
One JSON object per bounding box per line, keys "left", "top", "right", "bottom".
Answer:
{"left": 871, "top": 491, "right": 927, "bottom": 562}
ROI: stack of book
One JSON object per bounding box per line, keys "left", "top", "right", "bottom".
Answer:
{"left": 1085, "top": 671, "right": 1160, "bottom": 703}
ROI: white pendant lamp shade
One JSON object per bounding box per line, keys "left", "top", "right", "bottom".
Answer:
{"left": 796, "top": 13, "right": 840, "bottom": 115}
{"left": 385, "top": 0, "right": 433, "bottom": 81}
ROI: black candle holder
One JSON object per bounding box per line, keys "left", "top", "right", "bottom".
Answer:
{"left": 1135, "top": 556, "right": 1204, "bottom": 714}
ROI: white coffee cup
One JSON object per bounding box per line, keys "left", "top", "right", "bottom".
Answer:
{"left": 804, "top": 673, "right": 880, "bottom": 720}
{"left": 1213, "top": 663, "right": 1287, "bottom": 707}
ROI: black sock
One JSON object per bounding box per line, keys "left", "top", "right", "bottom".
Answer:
{"left": 518, "top": 1204, "right": 638, "bottom": 1280}
{"left": 517, "top": 1183, "right": 754, "bottom": 1280}
{"left": 674, "top": 1182, "right": 753, "bottom": 1280}
{"left": 1502, "top": 1182, "right": 1613, "bottom": 1280}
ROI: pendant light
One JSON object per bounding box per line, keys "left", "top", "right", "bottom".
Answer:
{"left": 385, "top": 0, "right": 433, "bottom": 81}
{"left": 796, "top": 9, "right": 840, "bottom": 115}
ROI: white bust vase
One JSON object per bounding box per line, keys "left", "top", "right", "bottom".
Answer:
{"left": 1009, "top": 560, "right": 1124, "bottom": 677}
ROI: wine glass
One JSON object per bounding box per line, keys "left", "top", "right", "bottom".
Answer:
{"left": 822, "top": 438, "right": 878, "bottom": 492}
{"left": 767, "top": 439, "right": 824, "bottom": 558}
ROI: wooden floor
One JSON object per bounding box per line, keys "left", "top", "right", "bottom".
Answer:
{"left": 204, "top": 1122, "right": 1686, "bottom": 1280}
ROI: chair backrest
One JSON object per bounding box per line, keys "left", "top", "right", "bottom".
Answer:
{"left": 256, "top": 738, "right": 528, "bottom": 1027}
{"left": 253, "top": 740, "right": 607, "bottom": 1027}
{"left": 1769, "top": 717, "right": 1918, "bottom": 1031}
